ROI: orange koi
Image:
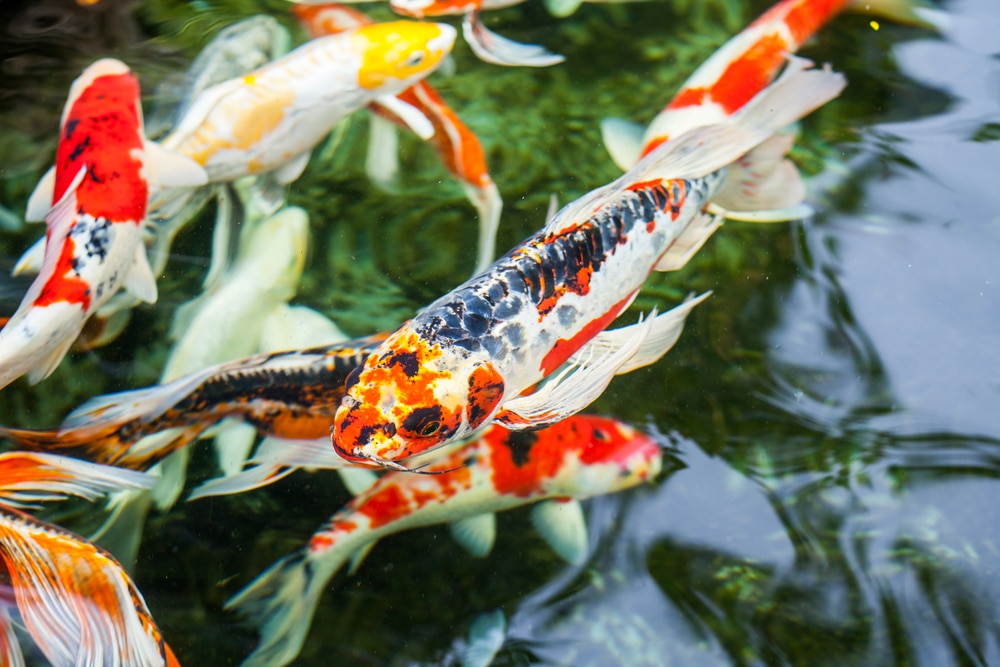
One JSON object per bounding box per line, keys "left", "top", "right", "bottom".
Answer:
{"left": 293, "top": 2, "right": 503, "bottom": 274}
{"left": 226, "top": 415, "right": 663, "bottom": 667}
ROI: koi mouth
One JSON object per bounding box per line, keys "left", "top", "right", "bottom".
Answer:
{"left": 330, "top": 432, "right": 462, "bottom": 475}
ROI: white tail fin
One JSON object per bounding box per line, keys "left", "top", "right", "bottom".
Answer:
{"left": 227, "top": 550, "right": 350, "bottom": 667}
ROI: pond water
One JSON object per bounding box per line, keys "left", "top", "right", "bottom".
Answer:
{"left": 0, "top": 0, "right": 998, "bottom": 665}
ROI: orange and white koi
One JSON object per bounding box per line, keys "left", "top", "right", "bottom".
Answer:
{"left": 332, "top": 56, "right": 846, "bottom": 468}
{"left": 388, "top": 0, "right": 564, "bottom": 67}
{"left": 0, "top": 334, "right": 386, "bottom": 472}
{"left": 227, "top": 414, "right": 662, "bottom": 667}
{"left": 293, "top": 2, "right": 503, "bottom": 274}
{"left": 602, "top": 0, "right": 940, "bottom": 170}
{"left": 0, "top": 59, "right": 206, "bottom": 390}
{"left": 158, "top": 20, "right": 457, "bottom": 187}
{"left": 0, "top": 452, "right": 178, "bottom": 666}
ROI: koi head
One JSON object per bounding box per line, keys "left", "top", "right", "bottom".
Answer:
{"left": 352, "top": 21, "right": 456, "bottom": 92}
{"left": 482, "top": 415, "right": 663, "bottom": 497}
{"left": 546, "top": 416, "right": 663, "bottom": 495}
{"left": 332, "top": 327, "right": 505, "bottom": 468}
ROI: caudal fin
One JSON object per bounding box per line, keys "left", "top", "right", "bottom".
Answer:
{"left": 226, "top": 547, "right": 352, "bottom": 667}
{"left": 0, "top": 506, "right": 174, "bottom": 667}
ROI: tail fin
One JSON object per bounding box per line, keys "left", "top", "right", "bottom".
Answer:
{"left": 0, "top": 507, "right": 174, "bottom": 667}
{"left": 0, "top": 452, "right": 152, "bottom": 509}
{"left": 226, "top": 549, "right": 350, "bottom": 667}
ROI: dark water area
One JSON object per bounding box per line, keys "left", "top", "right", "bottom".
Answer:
{"left": 0, "top": 0, "right": 998, "bottom": 665}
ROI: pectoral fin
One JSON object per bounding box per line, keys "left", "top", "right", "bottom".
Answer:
{"left": 374, "top": 94, "right": 434, "bottom": 140}
{"left": 25, "top": 166, "right": 55, "bottom": 222}
{"left": 337, "top": 467, "right": 379, "bottom": 496}
{"left": 143, "top": 139, "right": 208, "bottom": 187}
{"left": 496, "top": 311, "right": 657, "bottom": 429}
{"left": 450, "top": 512, "right": 496, "bottom": 558}
{"left": 12, "top": 235, "right": 45, "bottom": 276}
{"left": 708, "top": 132, "right": 812, "bottom": 222}
{"left": 544, "top": 0, "right": 583, "bottom": 17}
{"left": 463, "top": 12, "right": 565, "bottom": 68}
{"left": 123, "top": 244, "right": 158, "bottom": 304}
{"left": 600, "top": 118, "right": 645, "bottom": 171}
{"left": 365, "top": 113, "right": 401, "bottom": 192}
{"left": 531, "top": 499, "right": 588, "bottom": 565}
{"left": 272, "top": 151, "right": 311, "bottom": 185}
{"left": 652, "top": 212, "right": 723, "bottom": 272}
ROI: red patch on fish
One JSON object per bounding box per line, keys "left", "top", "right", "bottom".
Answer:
{"left": 56, "top": 72, "right": 146, "bottom": 223}
{"left": 779, "top": 0, "right": 848, "bottom": 45}
{"left": 539, "top": 291, "right": 637, "bottom": 376}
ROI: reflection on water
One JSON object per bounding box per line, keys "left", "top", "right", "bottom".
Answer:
{"left": 0, "top": 0, "right": 999, "bottom": 664}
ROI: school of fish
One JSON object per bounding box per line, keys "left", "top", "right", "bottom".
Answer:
{"left": 0, "top": 0, "right": 940, "bottom": 664}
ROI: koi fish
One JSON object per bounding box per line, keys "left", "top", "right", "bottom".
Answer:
{"left": 332, "top": 56, "right": 846, "bottom": 468}
{"left": 157, "top": 20, "right": 456, "bottom": 188}
{"left": 292, "top": 2, "right": 503, "bottom": 275}
{"left": 601, "top": 0, "right": 940, "bottom": 171}
{"left": 0, "top": 58, "right": 206, "bottom": 391}
{"left": 0, "top": 452, "right": 178, "bottom": 666}
{"left": 227, "top": 414, "right": 663, "bottom": 667}
{"left": 387, "top": 0, "right": 565, "bottom": 67}
{"left": 0, "top": 333, "right": 386, "bottom": 472}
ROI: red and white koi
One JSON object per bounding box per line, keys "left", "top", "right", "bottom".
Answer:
{"left": 388, "top": 0, "right": 565, "bottom": 67}
{"left": 332, "top": 56, "right": 846, "bottom": 468}
{"left": 0, "top": 452, "right": 178, "bottom": 666}
{"left": 227, "top": 414, "right": 663, "bottom": 667}
{"left": 293, "top": 2, "right": 503, "bottom": 274}
{"left": 602, "top": 0, "right": 940, "bottom": 171}
{"left": 158, "top": 20, "right": 457, "bottom": 187}
{"left": 0, "top": 59, "right": 206, "bottom": 390}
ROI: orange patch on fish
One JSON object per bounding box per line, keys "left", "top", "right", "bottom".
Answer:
{"left": 465, "top": 362, "right": 505, "bottom": 429}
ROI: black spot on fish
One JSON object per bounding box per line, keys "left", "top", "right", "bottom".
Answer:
{"left": 462, "top": 311, "right": 490, "bottom": 338}
{"left": 87, "top": 164, "right": 104, "bottom": 184}
{"left": 504, "top": 430, "right": 538, "bottom": 467}
{"left": 68, "top": 135, "right": 90, "bottom": 163}
{"left": 386, "top": 350, "right": 420, "bottom": 378}
{"left": 593, "top": 428, "right": 609, "bottom": 442}
{"left": 344, "top": 366, "right": 363, "bottom": 392}
{"left": 64, "top": 118, "right": 79, "bottom": 140}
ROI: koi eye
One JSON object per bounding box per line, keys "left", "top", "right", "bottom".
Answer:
{"left": 402, "top": 406, "right": 445, "bottom": 439}
{"left": 404, "top": 51, "right": 425, "bottom": 68}
{"left": 417, "top": 420, "right": 441, "bottom": 437}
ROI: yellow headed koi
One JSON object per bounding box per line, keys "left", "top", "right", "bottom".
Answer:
{"left": 159, "top": 20, "right": 457, "bottom": 186}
